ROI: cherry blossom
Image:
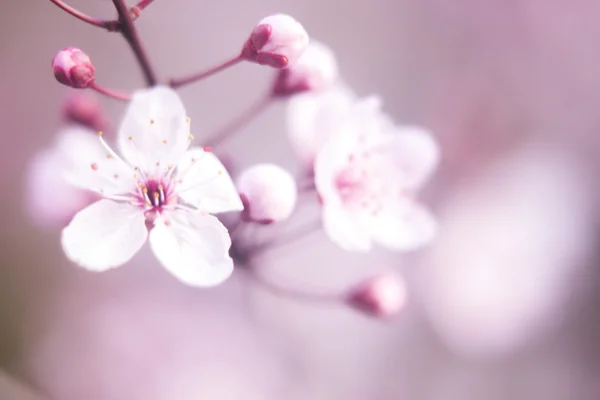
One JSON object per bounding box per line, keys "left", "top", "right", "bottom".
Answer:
{"left": 286, "top": 83, "right": 357, "bottom": 169}
{"left": 314, "top": 97, "right": 439, "bottom": 252}
{"left": 55, "top": 86, "right": 243, "bottom": 286}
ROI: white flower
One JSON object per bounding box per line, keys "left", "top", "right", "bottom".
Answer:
{"left": 272, "top": 40, "right": 339, "bottom": 96}
{"left": 314, "top": 97, "right": 439, "bottom": 252}
{"left": 286, "top": 83, "right": 356, "bottom": 169}
{"left": 57, "top": 86, "right": 243, "bottom": 286}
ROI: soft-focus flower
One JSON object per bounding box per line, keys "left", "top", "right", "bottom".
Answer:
{"left": 61, "top": 92, "right": 110, "bottom": 133}
{"left": 272, "top": 40, "right": 339, "bottom": 97}
{"left": 314, "top": 97, "right": 439, "bottom": 252}
{"left": 26, "top": 142, "right": 98, "bottom": 228}
{"left": 241, "top": 14, "right": 309, "bottom": 68}
{"left": 286, "top": 83, "right": 356, "bottom": 169}
{"left": 53, "top": 86, "right": 243, "bottom": 286}
{"left": 52, "top": 47, "right": 95, "bottom": 89}
{"left": 237, "top": 163, "right": 297, "bottom": 224}
{"left": 421, "top": 145, "right": 593, "bottom": 357}
{"left": 346, "top": 273, "right": 408, "bottom": 318}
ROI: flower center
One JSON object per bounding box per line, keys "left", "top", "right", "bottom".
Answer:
{"left": 137, "top": 178, "right": 174, "bottom": 211}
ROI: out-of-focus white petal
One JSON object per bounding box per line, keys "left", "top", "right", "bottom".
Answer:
{"left": 369, "top": 201, "right": 437, "bottom": 251}
{"left": 149, "top": 211, "right": 234, "bottom": 287}
{"left": 54, "top": 126, "right": 136, "bottom": 195}
{"left": 117, "top": 86, "right": 190, "bottom": 172}
{"left": 390, "top": 127, "right": 440, "bottom": 189}
{"left": 321, "top": 206, "right": 371, "bottom": 252}
{"left": 286, "top": 84, "right": 356, "bottom": 167}
{"left": 61, "top": 199, "right": 147, "bottom": 271}
{"left": 26, "top": 149, "right": 96, "bottom": 228}
{"left": 176, "top": 148, "right": 243, "bottom": 214}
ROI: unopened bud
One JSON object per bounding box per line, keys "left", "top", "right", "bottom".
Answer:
{"left": 272, "top": 41, "right": 338, "bottom": 97}
{"left": 241, "top": 14, "right": 309, "bottom": 68}
{"left": 346, "top": 274, "right": 407, "bottom": 318}
{"left": 237, "top": 163, "right": 297, "bottom": 224}
{"left": 61, "top": 93, "right": 110, "bottom": 132}
{"left": 52, "top": 47, "right": 95, "bottom": 89}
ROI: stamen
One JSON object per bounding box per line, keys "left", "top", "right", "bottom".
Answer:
{"left": 158, "top": 184, "right": 165, "bottom": 203}
{"left": 153, "top": 191, "right": 160, "bottom": 207}
{"left": 188, "top": 134, "right": 194, "bottom": 141}
{"left": 97, "top": 131, "right": 132, "bottom": 170}
{"left": 142, "top": 187, "right": 151, "bottom": 205}
{"left": 150, "top": 119, "right": 155, "bottom": 125}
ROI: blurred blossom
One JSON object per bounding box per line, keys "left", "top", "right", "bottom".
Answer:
{"left": 34, "top": 87, "right": 243, "bottom": 286}
{"left": 272, "top": 40, "right": 339, "bottom": 97}
{"left": 237, "top": 163, "right": 297, "bottom": 224}
{"left": 26, "top": 144, "right": 97, "bottom": 228}
{"left": 61, "top": 92, "right": 111, "bottom": 133}
{"left": 421, "top": 145, "right": 594, "bottom": 357}
{"left": 314, "top": 96, "right": 439, "bottom": 252}
{"left": 286, "top": 83, "right": 356, "bottom": 169}
{"left": 241, "top": 14, "right": 309, "bottom": 68}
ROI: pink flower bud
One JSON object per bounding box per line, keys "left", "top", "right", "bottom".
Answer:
{"left": 52, "top": 47, "right": 95, "bottom": 89}
{"left": 346, "top": 274, "right": 407, "bottom": 318}
{"left": 61, "top": 93, "right": 110, "bottom": 133}
{"left": 237, "top": 163, "right": 297, "bottom": 224}
{"left": 241, "top": 14, "right": 309, "bottom": 68}
{"left": 272, "top": 41, "right": 339, "bottom": 97}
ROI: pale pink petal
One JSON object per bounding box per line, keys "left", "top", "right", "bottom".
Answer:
{"left": 61, "top": 200, "right": 147, "bottom": 271}
{"left": 55, "top": 126, "right": 135, "bottom": 195}
{"left": 322, "top": 205, "right": 371, "bottom": 252}
{"left": 176, "top": 148, "right": 243, "bottom": 214}
{"left": 390, "top": 127, "right": 440, "bottom": 189}
{"left": 369, "top": 201, "right": 437, "bottom": 251}
{"left": 286, "top": 84, "right": 356, "bottom": 167}
{"left": 117, "top": 86, "right": 190, "bottom": 173}
{"left": 26, "top": 149, "right": 96, "bottom": 228}
{"left": 149, "top": 211, "right": 234, "bottom": 287}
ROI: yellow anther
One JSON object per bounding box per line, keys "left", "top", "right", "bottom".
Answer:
{"left": 156, "top": 161, "right": 160, "bottom": 166}
{"left": 106, "top": 154, "right": 113, "bottom": 159}
{"left": 97, "top": 131, "right": 104, "bottom": 136}
{"left": 153, "top": 192, "right": 160, "bottom": 198}
{"left": 150, "top": 119, "right": 155, "bottom": 125}
{"left": 218, "top": 170, "right": 223, "bottom": 175}
{"left": 158, "top": 184, "right": 164, "bottom": 190}
{"left": 186, "top": 117, "right": 191, "bottom": 123}
{"left": 137, "top": 183, "right": 143, "bottom": 188}
{"left": 167, "top": 165, "right": 174, "bottom": 170}
{"left": 188, "top": 134, "right": 194, "bottom": 141}
{"left": 162, "top": 139, "right": 167, "bottom": 144}
{"left": 128, "top": 136, "right": 134, "bottom": 141}
{"left": 142, "top": 187, "right": 148, "bottom": 193}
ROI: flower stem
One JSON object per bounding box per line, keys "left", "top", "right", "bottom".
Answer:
{"left": 243, "top": 266, "right": 341, "bottom": 303}
{"left": 112, "top": 0, "right": 158, "bottom": 86}
{"left": 89, "top": 82, "right": 131, "bottom": 101}
{"left": 205, "top": 94, "right": 273, "bottom": 147}
{"left": 48, "top": 0, "right": 118, "bottom": 30}
{"left": 169, "top": 55, "right": 244, "bottom": 89}
{"left": 131, "top": 0, "right": 156, "bottom": 20}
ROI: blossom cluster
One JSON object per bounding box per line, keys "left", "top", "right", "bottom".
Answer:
{"left": 30, "top": 1, "right": 440, "bottom": 318}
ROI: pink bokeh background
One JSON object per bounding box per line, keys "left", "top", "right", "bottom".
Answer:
{"left": 2, "top": 0, "right": 600, "bottom": 399}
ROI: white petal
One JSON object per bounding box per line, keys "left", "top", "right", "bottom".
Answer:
{"left": 369, "top": 201, "right": 437, "bottom": 251}
{"left": 117, "top": 86, "right": 190, "bottom": 173}
{"left": 55, "top": 126, "right": 136, "bottom": 195}
{"left": 176, "top": 148, "right": 243, "bottom": 214}
{"left": 286, "top": 83, "right": 356, "bottom": 167}
{"left": 322, "top": 206, "right": 371, "bottom": 252}
{"left": 149, "top": 211, "right": 234, "bottom": 287}
{"left": 61, "top": 200, "right": 147, "bottom": 271}
{"left": 389, "top": 127, "right": 440, "bottom": 189}
{"left": 26, "top": 149, "right": 96, "bottom": 228}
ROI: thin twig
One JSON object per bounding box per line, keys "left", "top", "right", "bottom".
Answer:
{"left": 112, "top": 0, "right": 158, "bottom": 86}
{"left": 48, "top": 0, "right": 117, "bottom": 30}
{"left": 90, "top": 82, "right": 131, "bottom": 101}
{"left": 205, "top": 94, "right": 272, "bottom": 148}
{"left": 169, "top": 56, "right": 243, "bottom": 89}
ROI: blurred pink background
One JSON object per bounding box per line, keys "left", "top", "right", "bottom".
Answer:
{"left": 2, "top": 0, "right": 600, "bottom": 399}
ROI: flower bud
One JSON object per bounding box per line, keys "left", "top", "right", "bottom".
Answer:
{"left": 346, "top": 274, "right": 407, "bottom": 318}
{"left": 272, "top": 41, "right": 339, "bottom": 97}
{"left": 52, "top": 47, "right": 95, "bottom": 89}
{"left": 61, "top": 93, "right": 110, "bottom": 132}
{"left": 237, "top": 163, "right": 297, "bottom": 224}
{"left": 241, "top": 14, "right": 309, "bottom": 68}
